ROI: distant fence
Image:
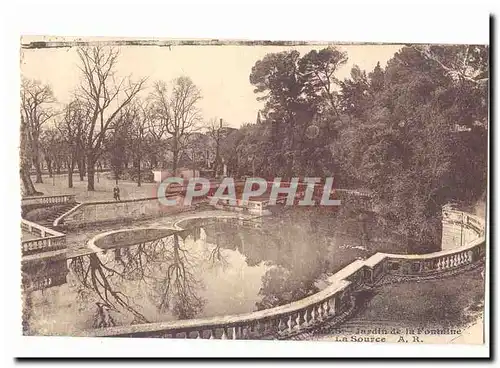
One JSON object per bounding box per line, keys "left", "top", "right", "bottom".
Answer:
{"left": 21, "top": 219, "right": 66, "bottom": 256}
{"left": 79, "top": 208, "right": 485, "bottom": 339}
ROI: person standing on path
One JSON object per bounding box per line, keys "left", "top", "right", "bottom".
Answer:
{"left": 113, "top": 186, "right": 121, "bottom": 201}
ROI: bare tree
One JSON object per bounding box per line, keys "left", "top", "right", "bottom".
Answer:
{"left": 56, "top": 99, "right": 88, "bottom": 188}
{"left": 39, "top": 127, "right": 65, "bottom": 178}
{"left": 184, "top": 132, "right": 210, "bottom": 178}
{"left": 150, "top": 77, "right": 202, "bottom": 173}
{"left": 206, "top": 117, "right": 230, "bottom": 177}
{"left": 20, "top": 114, "right": 41, "bottom": 196}
{"left": 20, "top": 78, "right": 57, "bottom": 183}
{"left": 131, "top": 101, "right": 151, "bottom": 186}
{"left": 76, "top": 46, "right": 147, "bottom": 190}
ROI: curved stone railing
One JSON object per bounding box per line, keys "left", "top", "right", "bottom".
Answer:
{"left": 77, "top": 208, "right": 485, "bottom": 339}
{"left": 21, "top": 219, "right": 66, "bottom": 256}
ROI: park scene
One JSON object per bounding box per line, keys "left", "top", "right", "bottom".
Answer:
{"left": 20, "top": 39, "right": 487, "bottom": 343}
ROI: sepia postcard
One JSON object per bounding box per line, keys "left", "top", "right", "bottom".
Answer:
{"left": 18, "top": 34, "right": 489, "bottom": 358}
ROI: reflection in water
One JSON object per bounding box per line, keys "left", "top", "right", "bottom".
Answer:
{"left": 22, "top": 207, "right": 402, "bottom": 335}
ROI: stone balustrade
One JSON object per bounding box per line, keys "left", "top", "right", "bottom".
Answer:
{"left": 21, "top": 194, "right": 76, "bottom": 207}
{"left": 21, "top": 219, "right": 66, "bottom": 256}
{"left": 79, "top": 208, "right": 485, "bottom": 339}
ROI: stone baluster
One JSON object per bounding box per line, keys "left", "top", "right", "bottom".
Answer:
{"left": 232, "top": 327, "right": 237, "bottom": 340}
{"left": 295, "top": 312, "right": 302, "bottom": 330}
{"left": 310, "top": 306, "right": 317, "bottom": 324}
{"left": 254, "top": 321, "right": 261, "bottom": 336}
{"left": 330, "top": 296, "right": 337, "bottom": 316}
{"left": 466, "top": 251, "right": 472, "bottom": 263}
{"left": 278, "top": 317, "right": 285, "bottom": 332}
{"left": 316, "top": 304, "right": 324, "bottom": 320}
{"left": 431, "top": 259, "right": 436, "bottom": 270}
{"left": 208, "top": 329, "right": 215, "bottom": 339}
{"left": 221, "top": 327, "right": 228, "bottom": 340}
{"left": 287, "top": 315, "right": 294, "bottom": 333}
{"left": 262, "top": 320, "right": 271, "bottom": 334}
{"left": 323, "top": 300, "right": 330, "bottom": 317}
{"left": 302, "top": 309, "right": 309, "bottom": 326}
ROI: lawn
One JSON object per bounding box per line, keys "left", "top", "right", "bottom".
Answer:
{"left": 31, "top": 172, "right": 159, "bottom": 203}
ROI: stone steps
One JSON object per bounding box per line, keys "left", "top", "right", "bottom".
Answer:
{"left": 37, "top": 202, "right": 79, "bottom": 230}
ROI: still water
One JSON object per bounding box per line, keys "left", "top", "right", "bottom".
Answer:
{"left": 22, "top": 208, "right": 404, "bottom": 336}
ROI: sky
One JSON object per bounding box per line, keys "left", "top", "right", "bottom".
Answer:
{"left": 20, "top": 43, "right": 403, "bottom": 128}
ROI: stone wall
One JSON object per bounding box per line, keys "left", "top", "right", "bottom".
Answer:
{"left": 441, "top": 208, "right": 483, "bottom": 250}
{"left": 58, "top": 196, "right": 192, "bottom": 229}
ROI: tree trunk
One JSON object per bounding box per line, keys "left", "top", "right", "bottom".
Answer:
{"left": 33, "top": 155, "right": 43, "bottom": 183}
{"left": 20, "top": 167, "right": 41, "bottom": 196}
{"left": 87, "top": 154, "right": 96, "bottom": 191}
{"left": 151, "top": 155, "right": 158, "bottom": 169}
{"left": 137, "top": 158, "right": 141, "bottom": 187}
{"left": 20, "top": 117, "right": 41, "bottom": 196}
{"left": 68, "top": 158, "right": 75, "bottom": 188}
{"left": 172, "top": 138, "right": 179, "bottom": 174}
{"left": 78, "top": 156, "right": 86, "bottom": 181}
{"left": 214, "top": 145, "right": 220, "bottom": 178}
{"left": 46, "top": 158, "right": 53, "bottom": 178}
{"left": 192, "top": 150, "right": 196, "bottom": 177}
